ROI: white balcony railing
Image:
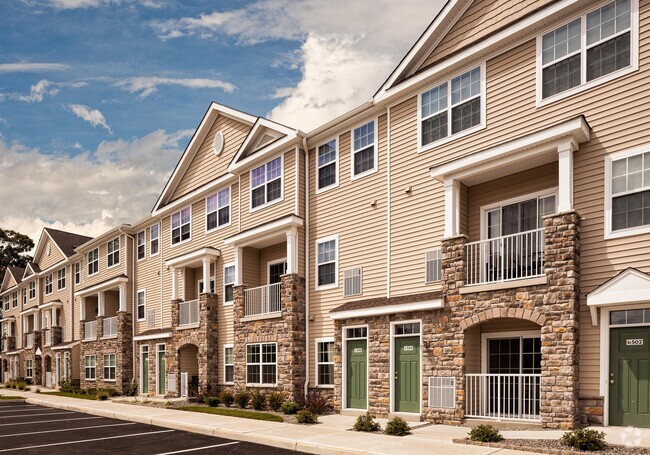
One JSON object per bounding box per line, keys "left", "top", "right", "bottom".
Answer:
{"left": 465, "top": 228, "right": 545, "bottom": 286}
{"left": 84, "top": 321, "right": 97, "bottom": 340}
{"left": 26, "top": 333, "right": 34, "bottom": 349}
{"left": 2, "top": 339, "right": 8, "bottom": 352}
{"left": 44, "top": 329, "right": 52, "bottom": 346}
{"left": 179, "top": 299, "right": 199, "bottom": 326}
{"left": 466, "top": 374, "right": 541, "bottom": 421}
{"left": 244, "top": 283, "right": 281, "bottom": 317}
{"left": 103, "top": 316, "right": 117, "bottom": 337}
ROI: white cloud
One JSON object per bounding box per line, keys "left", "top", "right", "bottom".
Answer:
{"left": 150, "top": 0, "right": 444, "bottom": 131}
{"left": 113, "top": 77, "right": 236, "bottom": 98}
{"left": 0, "top": 63, "right": 69, "bottom": 73}
{"left": 46, "top": 0, "right": 162, "bottom": 9}
{"left": 6, "top": 80, "right": 87, "bottom": 103}
{"left": 0, "top": 129, "right": 192, "bottom": 243}
{"left": 67, "top": 103, "right": 112, "bottom": 133}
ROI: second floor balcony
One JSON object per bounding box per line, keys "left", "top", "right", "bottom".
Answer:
{"left": 178, "top": 299, "right": 199, "bottom": 327}
{"left": 25, "top": 332, "right": 35, "bottom": 349}
{"left": 102, "top": 316, "right": 118, "bottom": 338}
{"left": 245, "top": 283, "right": 281, "bottom": 317}
{"left": 84, "top": 320, "right": 97, "bottom": 340}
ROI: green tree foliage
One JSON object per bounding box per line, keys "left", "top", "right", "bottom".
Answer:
{"left": 0, "top": 229, "right": 35, "bottom": 283}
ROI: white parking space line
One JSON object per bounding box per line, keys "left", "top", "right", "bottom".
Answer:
{"left": 0, "top": 416, "right": 103, "bottom": 427}
{"left": 0, "top": 411, "right": 75, "bottom": 419}
{"left": 0, "top": 406, "right": 37, "bottom": 410}
{"left": 0, "top": 408, "right": 48, "bottom": 413}
{"left": 155, "top": 442, "right": 239, "bottom": 455}
{"left": 0, "top": 422, "right": 137, "bottom": 438}
{"left": 0, "top": 429, "right": 175, "bottom": 452}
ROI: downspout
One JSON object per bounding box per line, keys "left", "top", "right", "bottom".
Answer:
{"left": 302, "top": 136, "right": 310, "bottom": 400}
{"left": 386, "top": 106, "right": 391, "bottom": 298}
{"left": 119, "top": 228, "right": 136, "bottom": 384}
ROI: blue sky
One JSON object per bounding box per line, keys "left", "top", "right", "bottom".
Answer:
{"left": 0, "top": 0, "right": 441, "bottom": 242}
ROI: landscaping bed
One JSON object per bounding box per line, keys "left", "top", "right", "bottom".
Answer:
{"left": 177, "top": 406, "right": 284, "bottom": 422}
{"left": 43, "top": 391, "right": 101, "bottom": 401}
{"left": 455, "top": 439, "right": 650, "bottom": 454}
{"left": 0, "top": 395, "right": 26, "bottom": 400}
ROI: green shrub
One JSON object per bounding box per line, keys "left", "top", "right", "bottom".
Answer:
{"left": 16, "top": 381, "right": 27, "bottom": 391}
{"left": 353, "top": 412, "right": 381, "bottom": 432}
{"left": 249, "top": 389, "right": 266, "bottom": 411}
{"left": 35, "top": 388, "right": 41, "bottom": 394}
{"left": 125, "top": 380, "right": 138, "bottom": 397}
{"left": 560, "top": 428, "right": 607, "bottom": 452}
{"left": 296, "top": 409, "right": 318, "bottom": 424}
{"left": 280, "top": 401, "right": 300, "bottom": 415}
{"left": 219, "top": 389, "right": 234, "bottom": 407}
{"left": 268, "top": 391, "right": 285, "bottom": 412}
{"left": 205, "top": 396, "right": 220, "bottom": 407}
{"left": 384, "top": 417, "right": 410, "bottom": 436}
{"left": 234, "top": 389, "right": 250, "bottom": 409}
{"left": 304, "top": 393, "right": 333, "bottom": 415}
{"left": 105, "top": 388, "right": 119, "bottom": 397}
{"left": 468, "top": 425, "right": 504, "bottom": 443}
{"left": 97, "top": 392, "right": 109, "bottom": 401}
{"left": 79, "top": 388, "right": 88, "bottom": 395}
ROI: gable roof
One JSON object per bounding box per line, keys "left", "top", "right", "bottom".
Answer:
{"left": 153, "top": 102, "right": 257, "bottom": 213}
{"left": 21, "top": 262, "right": 40, "bottom": 280}
{"left": 33, "top": 228, "right": 92, "bottom": 268}
{"left": 586, "top": 268, "right": 650, "bottom": 325}
{"left": 1, "top": 266, "right": 25, "bottom": 293}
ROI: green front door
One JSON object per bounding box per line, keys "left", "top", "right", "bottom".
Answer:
{"left": 395, "top": 336, "right": 420, "bottom": 413}
{"left": 346, "top": 339, "right": 367, "bottom": 409}
{"left": 610, "top": 327, "right": 650, "bottom": 427}
{"left": 157, "top": 346, "right": 166, "bottom": 395}
{"left": 141, "top": 348, "right": 149, "bottom": 394}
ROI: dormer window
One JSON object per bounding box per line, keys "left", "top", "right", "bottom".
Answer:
{"left": 251, "top": 157, "right": 282, "bottom": 210}
{"left": 107, "top": 237, "right": 120, "bottom": 268}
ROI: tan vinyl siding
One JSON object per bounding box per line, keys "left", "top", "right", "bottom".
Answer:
{"left": 420, "top": 0, "right": 555, "bottom": 70}
{"left": 134, "top": 224, "right": 164, "bottom": 335}
{"left": 258, "top": 243, "right": 287, "bottom": 285}
{"left": 171, "top": 115, "right": 251, "bottom": 202}
{"left": 37, "top": 237, "right": 66, "bottom": 270}
{"left": 79, "top": 233, "right": 128, "bottom": 289}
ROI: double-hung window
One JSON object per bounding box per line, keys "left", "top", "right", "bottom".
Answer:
{"left": 137, "top": 290, "right": 146, "bottom": 321}
{"left": 3, "top": 297, "right": 8, "bottom": 311}
{"left": 316, "top": 236, "right": 338, "bottom": 288}
{"left": 206, "top": 187, "right": 230, "bottom": 231}
{"left": 171, "top": 207, "right": 191, "bottom": 245}
{"left": 246, "top": 343, "right": 276, "bottom": 385}
{"left": 104, "top": 353, "right": 116, "bottom": 380}
{"left": 25, "top": 359, "right": 33, "bottom": 378}
{"left": 57, "top": 268, "right": 66, "bottom": 290}
{"left": 352, "top": 121, "right": 376, "bottom": 178}
{"left": 224, "top": 346, "right": 234, "bottom": 383}
{"left": 608, "top": 149, "right": 650, "bottom": 236}
{"left": 74, "top": 262, "right": 81, "bottom": 285}
{"left": 150, "top": 224, "right": 160, "bottom": 255}
{"left": 107, "top": 238, "right": 120, "bottom": 267}
{"left": 45, "top": 274, "right": 53, "bottom": 295}
{"left": 29, "top": 280, "right": 35, "bottom": 299}
{"left": 316, "top": 340, "right": 335, "bottom": 386}
{"left": 420, "top": 66, "right": 483, "bottom": 150}
{"left": 317, "top": 139, "right": 338, "bottom": 191}
{"left": 85, "top": 355, "right": 96, "bottom": 380}
{"left": 540, "top": 0, "right": 635, "bottom": 100}
{"left": 223, "top": 265, "right": 235, "bottom": 304}
{"left": 22, "top": 289, "right": 26, "bottom": 307}
{"left": 12, "top": 292, "right": 17, "bottom": 309}
{"left": 137, "top": 231, "right": 146, "bottom": 260}
{"left": 87, "top": 248, "right": 99, "bottom": 276}
{"left": 251, "top": 157, "right": 282, "bottom": 209}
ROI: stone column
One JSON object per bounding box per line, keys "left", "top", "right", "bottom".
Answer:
{"left": 281, "top": 274, "right": 306, "bottom": 401}
{"left": 540, "top": 211, "right": 581, "bottom": 429}
{"left": 117, "top": 311, "right": 133, "bottom": 393}
{"left": 232, "top": 285, "right": 247, "bottom": 389}
{"left": 51, "top": 326, "right": 62, "bottom": 346}
{"left": 199, "top": 293, "right": 219, "bottom": 396}
{"left": 96, "top": 316, "right": 104, "bottom": 339}
{"left": 171, "top": 299, "right": 181, "bottom": 328}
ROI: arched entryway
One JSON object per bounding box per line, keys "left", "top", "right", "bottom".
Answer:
{"left": 463, "top": 314, "right": 543, "bottom": 422}
{"left": 178, "top": 344, "right": 199, "bottom": 398}
{"left": 43, "top": 355, "right": 53, "bottom": 388}
{"left": 1, "top": 359, "right": 6, "bottom": 383}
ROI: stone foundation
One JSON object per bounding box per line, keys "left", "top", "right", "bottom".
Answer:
{"left": 579, "top": 396, "right": 604, "bottom": 426}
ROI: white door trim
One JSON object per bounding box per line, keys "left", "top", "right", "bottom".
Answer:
{"left": 342, "top": 324, "right": 369, "bottom": 412}
{"left": 389, "top": 319, "right": 422, "bottom": 415}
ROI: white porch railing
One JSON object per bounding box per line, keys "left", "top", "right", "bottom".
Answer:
{"left": 465, "top": 228, "right": 545, "bottom": 286}
{"left": 179, "top": 300, "right": 199, "bottom": 326}
{"left": 26, "top": 333, "right": 34, "bottom": 349}
{"left": 44, "top": 329, "right": 52, "bottom": 346}
{"left": 103, "top": 316, "right": 117, "bottom": 337}
{"left": 84, "top": 321, "right": 97, "bottom": 340}
{"left": 465, "top": 374, "right": 542, "bottom": 421}
{"left": 244, "top": 283, "right": 281, "bottom": 317}
{"left": 2, "top": 339, "right": 8, "bottom": 352}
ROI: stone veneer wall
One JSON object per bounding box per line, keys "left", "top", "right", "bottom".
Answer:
{"left": 233, "top": 274, "right": 306, "bottom": 401}
{"left": 135, "top": 336, "right": 171, "bottom": 396}
{"left": 23, "top": 331, "right": 42, "bottom": 385}
{"left": 40, "top": 326, "right": 63, "bottom": 387}
{"left": 579, "top": 396, "right": 605, "bottom": 425}
{"left": 79, "top": 311, "right": 132, "bottom": 392}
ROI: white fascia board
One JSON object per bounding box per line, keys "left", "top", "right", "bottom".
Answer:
{"left": 586, "top": 268, "right": 650, "bottom": 325}
{"left": 39, "top": 300, "right": 63, "bottom": 310}
{"left": 0, "top": 317, "right": 16, "bottom": 323}
{"left": 52, "top": 341, "right": 80, "bottom": 350}
{"left": 151, "top": 173, "right": 236, "bottom": 218}
{"left": 228, "top": 134, "right": 301, "bottom": 174}
{"left": 430, "top": 116, "right": 590, "bottom": 181}
{"left": 165, "top": 247, "right": 221, "bottom": 268}
{"left": 330, "top": 299, "right": 443, "bottom": 320}
{"left": 75, "top": 276, "right": 129, "bottom": 298}
{"left": 223, "top": 215, "right": 303, "bottom": 247}
{"left": 74, "top": 225, "right": 129, "bottom": 253}
{"left": 20, "top": 307, "right": 40, "bottom": 316}
{"left": 134, "top": 332, "right": 172, "bottom": 341}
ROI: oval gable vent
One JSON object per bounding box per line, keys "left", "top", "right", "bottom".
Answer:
{"left": 213, "top": 131, "right": 224, "bottom": 156}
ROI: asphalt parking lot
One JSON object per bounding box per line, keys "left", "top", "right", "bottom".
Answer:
{"left": 0, "top": 400, "right": 307, "bottom": 454}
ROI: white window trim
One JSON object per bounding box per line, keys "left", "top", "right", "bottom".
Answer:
{"left": 315, "top": 136, "right": 340, "bottom": 194}
{"left": 205, "top": 185, "right": 232, "bottom": 233}
{"left": 604, "top": 144, "right": 650, "bottom": 239}
{"left": 140, "top": 345, "right": 149, "bottom": 394}
{"left": 88, "top": 248, "right": 99, "bottom": 277}
{"left": 74, "top": 262, "right": 81, "bottom": 285}
{"left": 149, "top": 223, "right": 161, "bottom": 257}
{"left": 197, "top": 277, "right": 215, "bottom": 295}
{"left": 267, "top": 258, "right": 287, "bottom": 285}
{"left": 536, "top": 0, "right": 639, "bottom": 107}
{"left": 342, "top": 324, "right": 369, "bottom": 411}
{"left": 315, "top": 337, "right": 335, "bottom": 388}
{"left": 389, "top": 319, "right": 422, "bottom": 414}
{"left": 480, "top": 330, "right": 542, "bottom": 375}
{"left": 417, "top": 62, "right": 487, "bottom": 154}
{"left": 107, "top": 236, "right": 121, "bottom": 270}
{"left": 245, "top": 342, "right": 278, "bottom": 387}
{"left": 424, "top": 248, "right": 442, "bottom": 284}
{"left": 103, "top": 353, "right": 116, "bottom": 382}
{"left": 350, "top": 118, "right": 379, "bottom": 181}
{"left": 250, "top": 154, "right": 285, "bottom": 213}
{"left": 29, "top": 281, "right": 35, "bottom": 300}
{"left": 137, "top": 231, "right": 146, "bottom": 262}
{"left": 223, "top": 262, "right": 235, "bottom": 306}
{"left": 170, "top": 206, "right": 192, "bottom": 248}
{"left": 224, "top": 344, "right": 234, "bottom": 385}
{"left": 479, "top": 188, "right": 558, "bottom": 240}
{"left": 25, "top": 359, "right": 33, "bottom": 379}
{"left": 57, "top": 267, "right": 66, "bottom": 291}
{"left": 315, "top": 234, "right": 339, "bottom": 291}
{"left": 45, "top": 274, "right": 53, "bottom": 296}
{"left": 85, "top": 355, "right": 97, "bottom": 381}
{"left": 137, "top": 289, "right": 146, "bottom": 322}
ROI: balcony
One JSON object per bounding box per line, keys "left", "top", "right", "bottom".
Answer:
{"left": 245, "top": 283, "right": 281, "bottom": 317}
{"left": 44, "top": 329, "right": 52, "bottom": 347}
{"left": 2, "top": 338, "right": 8, "bottom": 352}
{"left": 179, "top": 300, "right": 199, "bottom": 327}
{"left": 465, "top": 374, "right": 541, "bottom": 421}
{"left": 84, "top": 321, "right": 97, "bottom": 340}
{"left": 102, "top": 316, "right": 117, "bottom": 338}
{"left": 25, "top": 333, "right": 34, "bottom": 349}
{"left": 465, "top": 228, "right": 544, "bottom": 286}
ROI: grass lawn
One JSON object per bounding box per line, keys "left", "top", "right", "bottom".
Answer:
{"left": 178, "top": 406, "right": 284, "bottom": 422}
{"left": 0, "top": 396, "right": 26, "bottom": 400}
{"left": 42, "top": 391, "right": 99, "bottom": 401}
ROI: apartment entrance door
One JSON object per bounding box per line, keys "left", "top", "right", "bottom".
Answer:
{"left": 395, "top": 336, "right": 420, "bottom": 413}
{"left": 346, "top": 339, "right": 367, "bottom": 409}
{"left": 141, "top": 346, "right": 149, "bottom": 394}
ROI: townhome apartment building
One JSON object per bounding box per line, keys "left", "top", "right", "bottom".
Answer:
{"left": 2, "top": 0, "right": 649, "bottom": 430}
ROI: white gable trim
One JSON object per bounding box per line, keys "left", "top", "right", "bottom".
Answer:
{"left": 33, "top": 229, "right": 68, "bottom": 265}
{"left": 587, "top": 268, "right": 650, "bottom": 326}
{"left": 0, "top": 273, "right": 15, "bottom": 293}
{"left": 22, "top": 264, "right": 36, "bottom": 280}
